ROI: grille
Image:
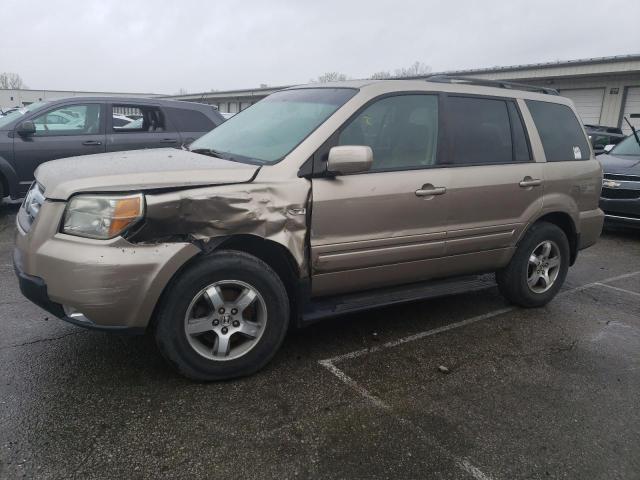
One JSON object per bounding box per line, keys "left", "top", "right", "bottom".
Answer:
{"left": 22, "top": 183, "right": 45, "bottom": 228}
{"left": 601, "top": 187, "right": 640, "bottom": 200}
{"left": 604, "top": 173, "right": 640, "bottom": 182}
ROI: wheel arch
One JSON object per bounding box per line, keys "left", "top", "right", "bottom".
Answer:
{"left": 148, "top": 234, "right": 303, "bottom": 332}
{"left": 0, "top": 156, "right": 19, "bottom": 199}
{"left": 523, "top": 211, "right": 579, "bottom": 265}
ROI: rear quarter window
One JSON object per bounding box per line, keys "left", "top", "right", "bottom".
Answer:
{"left": 526, "top": 100, "right": 590, "bottom": 161}
{"left": 166, "top": 108, "right": 216, "bottom": 132}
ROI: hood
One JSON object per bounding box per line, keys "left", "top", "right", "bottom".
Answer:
{"left": 35, "top": 148, "right": 259, "bottom": 200}
{"left": 598, "top": 153, "right": 640, "bottom": 176}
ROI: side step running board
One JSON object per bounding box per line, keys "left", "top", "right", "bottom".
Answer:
{"left": 301, "top": 274, "right": 496, "bottom": 324}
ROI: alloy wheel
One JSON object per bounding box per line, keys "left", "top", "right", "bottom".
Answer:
{"left": 527, "top": 240, "right": 561, "bottom": 294}
{"left": 184, "top": 280, "right": 267, "bottom": 361}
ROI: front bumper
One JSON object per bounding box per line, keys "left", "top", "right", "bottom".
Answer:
{"left": 600, "top": 197, "right": 640, "bottom": 228}
{"left": 13, "top": 255, "right": 144, "bottom": 334}
{"left": 14, "top": 200, "right": 200, "bottom": 330}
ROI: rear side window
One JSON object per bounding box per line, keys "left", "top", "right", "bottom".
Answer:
{"left": 111, "top": 105, "right": 171, "bottom": 133}
{"left": 525, "top": 100, "right": 590, "bottom": 161}
{"left": 166, "top": 108, "right": 216, "bottom": 132}
{"left": 446, "top": 96, "right": 526, "bottom": 165}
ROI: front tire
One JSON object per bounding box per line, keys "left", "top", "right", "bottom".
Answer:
{"left": 496, "top": 222, "right": 570, "bottom": 308}
{"left": 155, "top": 250, "right": 290, "bottom": 381}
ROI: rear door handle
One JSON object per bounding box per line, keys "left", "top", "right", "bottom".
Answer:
{"left": 160, "top": 138, "right": 178, "bottom": 143}
{"left": 82, "top": 140, "right": 102, "bottom": 146}
{"left": 519, "top": 177, "right": 542, "bottom": 188}
{"left": 415, "top": 185, "right": 447, "bottom": 197}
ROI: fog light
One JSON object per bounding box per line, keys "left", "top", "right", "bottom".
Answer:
{"left": 63, "top": 305, "right": 93, "bottom": 324}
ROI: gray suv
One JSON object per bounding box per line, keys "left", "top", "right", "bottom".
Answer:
{"left": 13, "top": 77, "right": 604, "bottom": 380}
{"left": 0, "top": 97, "right": 224, "bottom": 200}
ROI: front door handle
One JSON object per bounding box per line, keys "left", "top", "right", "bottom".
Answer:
{"left": 160, "top": 138, "right": 178, "bottom": 143}
{"left": 519, "top": 177, "right": 542, "bottom": 188}
{"left": 415, "top": 184, "right": 447, "bottom": 197}
{"left": 82, "top": 140, "right": 102, "bottom": 146}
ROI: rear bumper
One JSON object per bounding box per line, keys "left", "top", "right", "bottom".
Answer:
{"left": 577, "top": 208, "right": 605, "bottom": 250}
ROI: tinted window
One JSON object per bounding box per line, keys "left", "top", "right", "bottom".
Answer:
{"left": 338, "top": 95, "right": 438, "bottom": 170}
{"left": 447, "top": 97, "right": 513, "bottom": 165}
{"left": 526, "top": 100, "right": 590, "bottom": 161}
{"left": 507, "top": 102, "right": 531, "bottom": 162}
{"left": 167, "top": 108, "right": 215, "bottom": 132}
{"left": 31, "top": 104, "right": 101, "bottom": 136}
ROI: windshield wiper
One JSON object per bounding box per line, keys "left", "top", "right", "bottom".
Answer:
{"left": 623, "top": 116, "right": 640, "bottom": 149}
{"left": 190, "top": 148, "right": 229, "bottom": 159}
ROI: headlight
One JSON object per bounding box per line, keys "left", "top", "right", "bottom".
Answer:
{"left": 63, "top": 194, "right": 144, "bottom": 239}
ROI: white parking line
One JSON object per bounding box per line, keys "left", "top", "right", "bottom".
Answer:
{"left": 319, "top": 358, "right": 495, "bottom": 480}
{"left": 594, "top": 282, "right": 640, "bottom": 298}
{"left": 318, "top": 270, "right": 640, "bottom": 480}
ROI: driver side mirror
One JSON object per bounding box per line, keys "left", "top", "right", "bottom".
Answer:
{"left": 16, "top": 120, "right": 36, "bottom": 136}
{"left": 603, "top": 144, "right": 615, "bottom": 153}
{"left": 327, "top": 145, "right": 373, "bottom": 175}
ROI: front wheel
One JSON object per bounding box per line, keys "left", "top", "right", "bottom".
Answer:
{"left": 496, "top": 222, "right": 570, "bottom": 308}
{"left": 155, "top": 250, "right": 290, "bottom": 381}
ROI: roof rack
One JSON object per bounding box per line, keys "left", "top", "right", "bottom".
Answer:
{"left": 426, "top": 75, "right": 559, "bottom": 95}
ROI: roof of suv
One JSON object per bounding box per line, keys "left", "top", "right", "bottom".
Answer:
{"left": 288, "top": 78, "right": 569, "bottom": 104}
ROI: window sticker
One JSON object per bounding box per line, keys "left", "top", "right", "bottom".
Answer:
{"left": 573, "top": 146, "right": 582, "bottom": 160}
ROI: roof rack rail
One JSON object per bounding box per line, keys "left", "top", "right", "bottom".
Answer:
{"left": 426, "top": 75, "right": 559, "bottom": 95}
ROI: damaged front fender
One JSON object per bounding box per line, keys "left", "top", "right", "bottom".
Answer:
{"left": 131, "top": 178, "right": 312, "bottom": 275}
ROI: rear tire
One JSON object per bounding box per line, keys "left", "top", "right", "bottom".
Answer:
{"left": 496, "top": 222, "right": 570, "bottom": 308}
{"left": 155, "top": 250, "right": 290, "bottom": 381}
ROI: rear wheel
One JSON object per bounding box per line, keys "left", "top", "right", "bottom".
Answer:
{"left": 155, "top": 250, "right": 290, "bottom": 381}
{"left": 496, "top": 222, "right": 570, "bottom": 308}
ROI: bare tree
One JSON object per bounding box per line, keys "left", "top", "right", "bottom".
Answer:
{"left": 311, "top": 72, "right": 348, "bottom": 83}
{"left": 177, "top": 88, "right": 189, "bottom": 95}
{"left": 393, "top": 61, "right": 432, "bottom": 78}
{"left": 370, "top": 71, "right": 392, "bottom": 80}
{"left": 0, "top": 72, "right": 27, "bottom": 89}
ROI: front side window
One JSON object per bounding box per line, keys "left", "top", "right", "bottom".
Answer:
{"left": 447, "top": 96, "right": 519, "bottom": 165}
{"left": 189, "top": 88, "right": 357, "bottom": 164}
{"left": 338, "top": 94, "right": 439, "bottom": 170}
{"left": 526, "top": 100, "right": 590, "bottom": 161}
{"left": 31, "top": 104, "right": 101, "bottom": 136}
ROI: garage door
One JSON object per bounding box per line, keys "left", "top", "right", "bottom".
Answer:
{"left": 559, "top": 88, "right": 605, "bottom": 125}
{"left": 621, "top": 86, "right": 640, "bottom": 134}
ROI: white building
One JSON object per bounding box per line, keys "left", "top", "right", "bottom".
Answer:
{"left": 168, "top": 54, "right": 640, "bottom": 133}
{"left": 0, "top": 88, "right": 160, "bottom": 111}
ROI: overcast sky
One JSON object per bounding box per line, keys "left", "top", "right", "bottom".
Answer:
{"left": 2, "top": 0, "right": 639, "bottom": 94}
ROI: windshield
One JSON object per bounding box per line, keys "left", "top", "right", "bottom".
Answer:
{"left": 610, "top": 134, "right": 640, "bottom": 156}
{"left": 189, "top": 88, "right": 357, "bottom": 164}
{"left": 0, "top": 101, "right": 48, "bottom": 129}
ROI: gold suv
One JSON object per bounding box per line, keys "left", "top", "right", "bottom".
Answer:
{"left": 14, "top": 77, "right": 604, "bottom": 380}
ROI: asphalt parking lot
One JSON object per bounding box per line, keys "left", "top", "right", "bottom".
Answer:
{"left": 1, "top": 201, "right": 639, "bottom": 480}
